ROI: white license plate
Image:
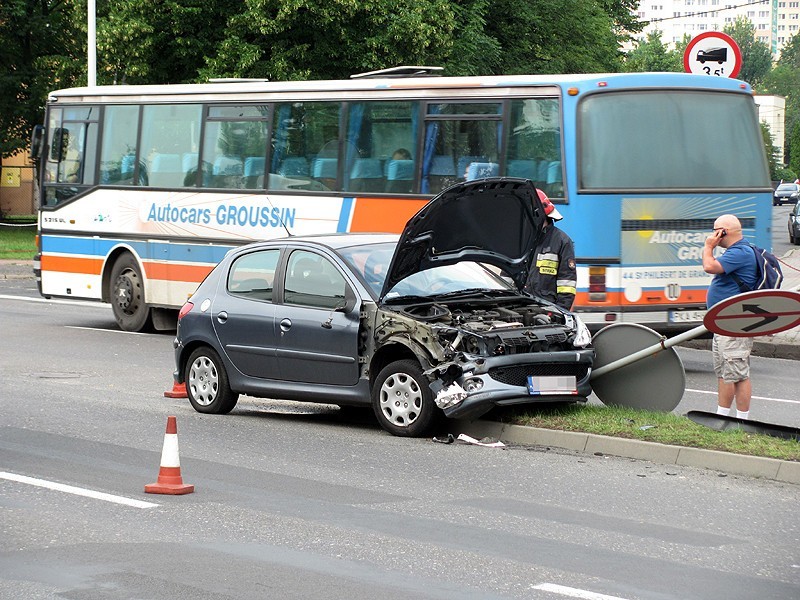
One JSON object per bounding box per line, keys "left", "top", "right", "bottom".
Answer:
{"left": 668, "top": 310, "right": 706, "bottom": 323}
{"left": 527, "top": 375, "right": 577, "bottom": 395}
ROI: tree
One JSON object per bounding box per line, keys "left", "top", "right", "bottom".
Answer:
{"left": 0, "top": 0, "right": 84, "bottom": 159}
{"left": 94, "top": 0, "right": 241, "bottom": 84}
{"left": 723, "top": 17, "right": 772, "bottom": 87}
{"left": 201, "top": 0, "right": 458, "bottom": 81}
{"left": 623, "top": 30, "right": 685, "bottom": 72}
{"left": 479, "top": 0, "right": 630, "bottom": 75}
{"left": 789, "top": 121, "right": 800, "bottom": 179}
{"left": 760, "top": 121, "right": 780, "bottom": 180}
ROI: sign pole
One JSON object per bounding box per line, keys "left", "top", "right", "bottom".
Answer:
{"left": 591, "top": 324, "right": 708, "bottom": 380}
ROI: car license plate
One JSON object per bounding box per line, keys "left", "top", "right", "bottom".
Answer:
{"left": 668, "top": 310, "right": 706, "bottom": 323}
{"left": 527, "top": 375, "right": 577, "bottom": 395}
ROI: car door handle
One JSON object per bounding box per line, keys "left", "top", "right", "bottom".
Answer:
{"left": 280, "top": 318, "right": 292, "bottom": 332}
{"left": 217, "top": 311, "right": 228, "bottom": 324}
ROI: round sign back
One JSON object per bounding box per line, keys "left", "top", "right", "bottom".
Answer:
{"left": 683, "top": 31, "right": 742, "bottom": 78}
{"left": 591, "top": 323, "right": 685, "bottom": 412}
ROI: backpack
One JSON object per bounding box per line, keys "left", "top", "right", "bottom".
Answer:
{"left": 732, "top": 242, "right": 783, "bottom": 292}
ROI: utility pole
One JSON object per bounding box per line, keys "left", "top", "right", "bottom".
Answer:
{"left": 88, "top": 0, "right": 96, "bottom": 87}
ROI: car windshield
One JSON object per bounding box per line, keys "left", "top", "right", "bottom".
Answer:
{"left": 777, "top": 184, "right": 799, "bottom": 192}
{"left": 339, "top": 241, "right": 513, "bottom": 299}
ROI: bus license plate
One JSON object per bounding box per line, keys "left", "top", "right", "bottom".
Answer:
{"left": 527, "top": 376, "right": 577, "bottom": 395}
{"left": 669, "top": 310, "right": 706, "bottom": 323}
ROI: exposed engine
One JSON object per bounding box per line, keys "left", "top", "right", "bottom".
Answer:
{"left": 397, "top": 298, "right": 575, "bottom": 356}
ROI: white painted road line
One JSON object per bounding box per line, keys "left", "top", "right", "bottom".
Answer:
{"left": 0, "top": 294, "right": 105, "bottom": 309}
{"left": 0, "top": 472, "right": 159, "bottom": 509}
{"left": 533, "top": 583, "right": 630, "bottom": 600}
{"left": 65, "top": 325, "right": 148, "bottom": 336}
{"left": 686, "top": 387, "right": 800, "bottom": 405}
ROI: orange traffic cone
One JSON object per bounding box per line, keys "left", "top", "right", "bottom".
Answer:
{"left": 164, "top": 382, "right": 187, "bottom": 398}
{"left": 145, "top": 416, "right": 194, "bottom": 495}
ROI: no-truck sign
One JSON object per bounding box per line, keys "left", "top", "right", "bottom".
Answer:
{"left": 683, "top": 32, "right": 742, "bottom": 78}
{"left": 704, "top": 289, "right": 800, "bottom": 337}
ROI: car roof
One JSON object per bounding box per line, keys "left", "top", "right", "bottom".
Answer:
{"left": 235, "top": 232, "right": 399, "bottom": 253}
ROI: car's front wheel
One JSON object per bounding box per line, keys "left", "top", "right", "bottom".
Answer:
{"left": 372, "top": 359, "right": 438, "bottom": 437}
{"left": 185, "top": 347, "right": 239, "bottom": 414}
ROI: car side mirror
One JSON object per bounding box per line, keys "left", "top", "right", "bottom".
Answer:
{"left": 340, "top": 284, "right": 357, "bottom": 313}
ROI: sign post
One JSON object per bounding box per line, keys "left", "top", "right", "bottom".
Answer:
{"left": 591, "top": 290, "right": 800, "bottom": 411}
{"left": 683, "top": 31, "right": 742, "bottom": 78}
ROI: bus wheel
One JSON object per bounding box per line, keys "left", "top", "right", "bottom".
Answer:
{"left": 110, "top": 254, "right": 152, "bottom": 332}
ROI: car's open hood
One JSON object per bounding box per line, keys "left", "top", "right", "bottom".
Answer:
{"left": 380, "top": 178, "right": 546, "bottom": 301}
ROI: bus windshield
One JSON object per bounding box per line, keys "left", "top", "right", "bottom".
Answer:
{"left": 578, "top": 90, "right": 770, "bottom": 190}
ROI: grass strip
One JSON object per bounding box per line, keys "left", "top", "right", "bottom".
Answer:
{"left": 500, "top": 404, "right": 800, "bottom": 462}
{"left": 0, "top": 221, "right": 36, "bottom": 259}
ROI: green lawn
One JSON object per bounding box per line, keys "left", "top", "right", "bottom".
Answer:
{"left": 0, "top": 218, "right": 37, "bottom": 259}
{"left": 498, "top": 403, "right": 800, "bottom": 462}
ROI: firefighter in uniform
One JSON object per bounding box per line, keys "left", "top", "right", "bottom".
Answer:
{"left": 523, "top": 189, "right": 577, "bottom": 310}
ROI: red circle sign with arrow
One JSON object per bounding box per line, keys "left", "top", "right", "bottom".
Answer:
{"left": 704, "top": 289, "right": 800, "bottom": 337}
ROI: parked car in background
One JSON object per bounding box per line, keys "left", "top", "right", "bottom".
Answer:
{"left": 788, "top": 202, "right": 800, "bottom": 244}
{"left": 172, "top": 179, "right": 594, "bottom": 437}
{"left": 773, "top": 182, "right": 800, "bottom": 206}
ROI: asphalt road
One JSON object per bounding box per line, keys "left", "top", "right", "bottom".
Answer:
{"left": 1, "top": 279, "right": 799, "bottom": 599}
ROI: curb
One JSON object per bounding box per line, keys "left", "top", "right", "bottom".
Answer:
{"left": 455, "top": 420, "right": 800, "bottom": 485}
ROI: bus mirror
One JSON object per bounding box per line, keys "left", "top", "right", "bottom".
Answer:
{"left": 29, "top": 125, "right": 45, "bottom": 160}
{"left": 50, "top": 127, "right": 68, "bottom": 161}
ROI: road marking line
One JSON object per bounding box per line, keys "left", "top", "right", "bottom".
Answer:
{"left": 0, "top": 294, "right": 104, "bottom": 309}
{"left": 686, "top": 388, "right": 800, "bottom": 405}
{"left": 532, "top": 583, "right": 630, "bottom": 600}
{"left": 65, "top": 325, "right": 148, "bottom": 336}
{"left": 0, "top": 471, "right": 159, "bottom": 509}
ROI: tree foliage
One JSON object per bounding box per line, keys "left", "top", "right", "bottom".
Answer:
{"left": 723, "top": 17, "right": 772, "bottom": 87}
{"left": 623, "top": 30, "right": 684, "bottom": 72}
{"left": 2, "top": 0, "right": 645, "bottom": 157}
{"left": 0, "top": 0, "right": 84, "bottom": 158}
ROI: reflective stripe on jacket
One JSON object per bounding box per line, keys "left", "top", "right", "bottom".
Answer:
{"left": 523, "top": 224, "right": 576, "bottom": 310}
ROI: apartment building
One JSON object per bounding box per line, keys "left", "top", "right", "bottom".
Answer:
{"left": 634, "top": 1, "right": 800, "bottom": 57}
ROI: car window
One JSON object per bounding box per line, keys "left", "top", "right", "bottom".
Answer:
{"left": 227, "top": 249, "right": 279, "bottom": 301}
{"left": 284, "top": 250, "right": 347, "bottom": 309}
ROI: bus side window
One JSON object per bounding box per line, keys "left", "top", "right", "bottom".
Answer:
{"left": 140, "top": 104, "right": 202, "bottom": 189}
{"left": 504, "top": 98, "right": 563, "bottom": 199}
{"left": 343, "top": 101, "right": 419, "bottom": 194}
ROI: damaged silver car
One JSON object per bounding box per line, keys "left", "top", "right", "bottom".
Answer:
{"left": 173, "top": 178, "right": 594, "bottom": 437}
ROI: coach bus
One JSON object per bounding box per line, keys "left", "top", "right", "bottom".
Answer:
{"left": 31, "top": 67, "right": 772, "bottom": 332}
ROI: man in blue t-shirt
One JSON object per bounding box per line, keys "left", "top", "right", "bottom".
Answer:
{"left": 702, "top": 214, "right": 758, "bottom": 420}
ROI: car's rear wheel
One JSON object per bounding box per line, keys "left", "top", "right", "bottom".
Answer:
{"left": 372, "top": 359, "right": 438, "bottom": 437}
{"left": 185, "top": 346, "right": 239, "bottom": 414}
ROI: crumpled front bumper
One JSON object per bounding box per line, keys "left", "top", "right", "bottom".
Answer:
{"left": 436, "top": 349, "right": 594, "bottom": 420}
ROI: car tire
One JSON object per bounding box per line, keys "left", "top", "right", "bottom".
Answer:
{"left": 110, "top": 254, "right": 153, "bottom": 332}
{"left": 372, "top": 359, "right": 439, "bottom": 437}
{"left": 185, "top": 346, "right": 239, "bottom": 414}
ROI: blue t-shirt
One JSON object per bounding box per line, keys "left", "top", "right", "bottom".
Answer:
{"left": 706, "top": 240, "right": 758, "bottom": 308}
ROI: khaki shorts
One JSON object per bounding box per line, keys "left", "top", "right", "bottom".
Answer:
{"left": 712, "top": 334, "right": 753, "bottom": 383}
